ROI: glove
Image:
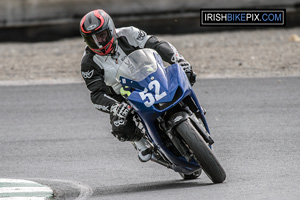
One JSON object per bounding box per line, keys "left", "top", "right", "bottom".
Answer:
{"left": 110, "top": 102, "right": 133, "bottom": 119}
{"left": 109, "top": 102, "right": 140, "bottom": 142}
{"left": 178, "top": 59, "right": 197, "bottom": 86}
{"left": 186, "top": 71, "right": 197, "bottom": 86}
{"left": 178, "top": 59, "right": 192, "bottom": 72}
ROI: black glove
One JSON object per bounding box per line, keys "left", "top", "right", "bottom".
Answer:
{"left": 186, "top": 71, "right": 196, "bottom": 86}
{"left": 178, "top": 59, "right": 197, "bottom": 86}
{"left": 109, "top": 102, "right": 141, "bottom": 142}
{"left": 110, "top": 102, "right": 133, "bottom": 119}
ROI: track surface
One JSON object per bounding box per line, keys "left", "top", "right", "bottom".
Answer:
{"left": 0, "top": 77, "right": 299, "bottom": 200}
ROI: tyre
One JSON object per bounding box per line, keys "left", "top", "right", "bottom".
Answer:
{"left": 175, "top": 119, "right": 226, "bottom": 183}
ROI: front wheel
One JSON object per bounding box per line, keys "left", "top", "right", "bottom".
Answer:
{"left": 176, "top": 119, "right": 226, "bottom": 183}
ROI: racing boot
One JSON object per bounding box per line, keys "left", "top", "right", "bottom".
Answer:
{"left": 132, "top": 115, "right": 152, "bottom": 162}
{"left": 133, "top": 137, "right": 152, "bottom": 162}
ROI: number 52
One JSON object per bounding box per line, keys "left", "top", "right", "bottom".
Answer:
{"left": 139, "top": 80, "right": 167, "bottom": 107}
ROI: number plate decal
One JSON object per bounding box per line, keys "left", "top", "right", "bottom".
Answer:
{"left": 139, "top": 80, "right": 166, "bottom": 107}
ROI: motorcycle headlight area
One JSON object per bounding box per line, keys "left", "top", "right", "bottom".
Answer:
{"left": 154, "top": 87, "right": 183, "bottom": 110}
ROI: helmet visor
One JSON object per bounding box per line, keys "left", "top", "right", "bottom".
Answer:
{"left": 85, "top": 30, "right": 110, "bottom": 49}
{"left": 93, "top": 30, "right": 109, "bottom": 47}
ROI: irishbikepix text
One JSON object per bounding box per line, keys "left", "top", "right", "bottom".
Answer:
{"left": 200, "top": 9, "right": 286, "bottom": 26}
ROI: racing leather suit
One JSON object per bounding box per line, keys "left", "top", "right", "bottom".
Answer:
{"left": 81, "top": 26, "right": 190, "bottom": 113}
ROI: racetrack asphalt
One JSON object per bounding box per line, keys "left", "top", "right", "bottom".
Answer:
{"left": 0, "top": 76, "right": 299, "bottom": 199}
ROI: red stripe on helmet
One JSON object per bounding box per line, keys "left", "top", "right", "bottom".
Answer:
{"left": 93, "top": 10, "right": 104, "bottom": 31}
{"left": 80, "top": 15, "right": 91, "bottom": 34}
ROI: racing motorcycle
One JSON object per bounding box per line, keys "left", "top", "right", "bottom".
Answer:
{"left": 116, "top": 48, "right": 226, "bottom": 183}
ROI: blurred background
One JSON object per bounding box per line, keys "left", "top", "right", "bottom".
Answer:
{"left": 1, "top": 0, "right": 299, "bottom": 83}
{"left": 1, "top": 0, "right": 300, "bottom": 42}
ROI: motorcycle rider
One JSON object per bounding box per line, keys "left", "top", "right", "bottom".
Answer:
{"left": 80, "top": 9, "right": 196, "bottom": 162}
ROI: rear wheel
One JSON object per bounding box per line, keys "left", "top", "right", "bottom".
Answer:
{"left": 176, "top": 119, "right": 226, "bottom": 183}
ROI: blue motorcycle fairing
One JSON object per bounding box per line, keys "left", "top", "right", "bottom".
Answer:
{"left": 121, "top": 64, "right": 190, "bottom": 111}
{"left": 120, "top": 63, "right": 210, "bottom": 133}
{"left": 120, "top": 63, "right": 202, "bottom": 173}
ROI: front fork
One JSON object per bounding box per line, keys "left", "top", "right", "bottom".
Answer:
{"left": 158, "top": 102, "right": 214, "bottom": 151}
{"left": 158, "top": 116, "right": 194, "bottom": 162}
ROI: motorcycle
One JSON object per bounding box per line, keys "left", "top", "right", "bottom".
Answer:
{"left": 116, "top": 48, "right": 226, "bottom": 183}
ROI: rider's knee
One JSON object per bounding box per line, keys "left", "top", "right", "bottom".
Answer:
{"left": 110, "top": 116, "right": 142, "bottom": 142}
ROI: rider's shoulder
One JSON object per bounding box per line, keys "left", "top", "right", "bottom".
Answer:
{"left": 81, "top": 47, "right": 95, "bottom": 62}
{"left": 116, "top": 26, "right": 150, "bottom": 47}
{"left": 116, "top": 26, "right": 143, "bottom": 37}
{"left": 81, "top": 46, "right": 102, "bottom": 71}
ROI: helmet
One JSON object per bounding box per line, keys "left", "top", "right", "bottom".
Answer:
{"left": 80, "top": 9, "right": 117, "bottom": 55}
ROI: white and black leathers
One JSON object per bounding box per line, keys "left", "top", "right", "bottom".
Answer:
{"left": 81, "top": 26, "right": 187, "bottom": 113}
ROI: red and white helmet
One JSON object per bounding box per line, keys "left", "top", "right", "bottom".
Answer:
{"left": 80, "top": 9, "right": 117, "bottom": 55}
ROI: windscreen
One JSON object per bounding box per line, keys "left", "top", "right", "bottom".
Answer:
{"left": 116, "top": 49, "right": 161, "bottom": 82}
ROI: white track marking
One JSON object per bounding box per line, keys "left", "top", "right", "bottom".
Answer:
{"left": 0, "top": 187, "right": 52, "bottom": 193}
{"left": 0, "top": 198, "right": 50, "bottom": 200}
{"left": 32, "top": 178, "right": 93, "bottom": 200}
{"left": 0, "top": 179, "right": 53, "bottom": 199}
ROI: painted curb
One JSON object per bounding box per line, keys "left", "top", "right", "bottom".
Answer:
{"left": 0, "top": 179, "right": 53, "bottom": 199}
